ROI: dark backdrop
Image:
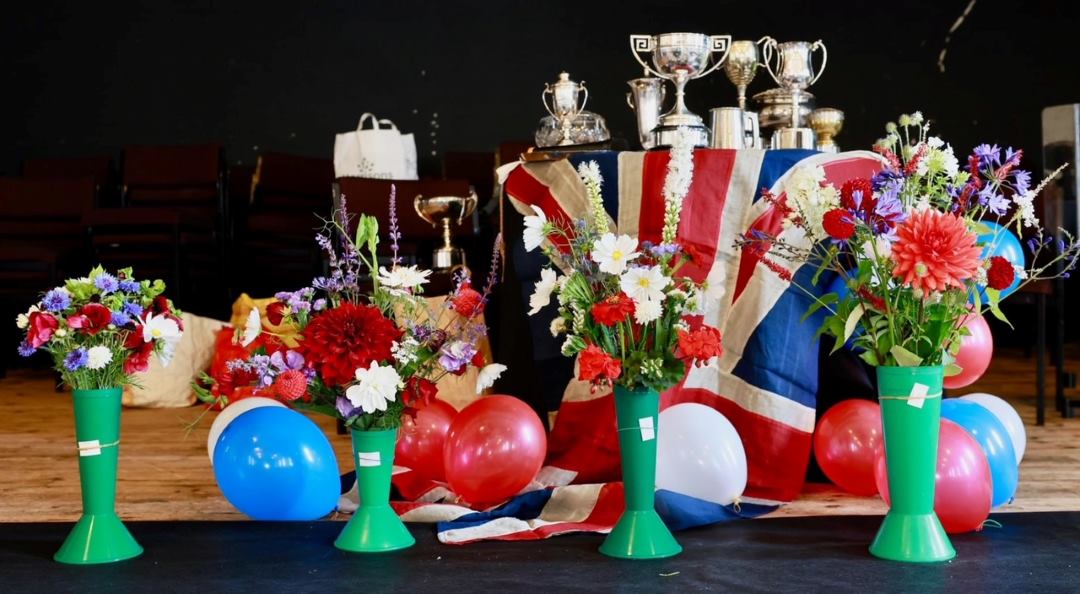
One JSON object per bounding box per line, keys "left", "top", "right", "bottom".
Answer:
{"left": 2, "top": 0, "right": 1078, "bottom": 175}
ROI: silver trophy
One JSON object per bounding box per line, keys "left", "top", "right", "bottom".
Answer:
{"left": 630, "top": 32, "right": 732, "bottom": 148}
{"left": 626, "top": 76, "right": 667, "bottom": 150}
{"left": 723, "top": 38, "right": 769, "bottom": 111}
{"left": 761, "top": 39, "right": 827, "bottom": 129}
{"left": 542, "top": 72, "right": 589, "bottom": 146}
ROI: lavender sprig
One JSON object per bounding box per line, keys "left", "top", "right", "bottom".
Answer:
{"left": 483, "top": 233, "right": 503, "bottom": 299}
{"left": 388, "top": 184, "right": 402, "bottom": 266}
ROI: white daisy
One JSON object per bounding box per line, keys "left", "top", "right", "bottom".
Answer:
{"left": 590, "top": 233, "right": 640, "bottom": 275}
{"left": 378, "top": 265, "right": 432, "bottom": 289}
{"left": 634, "top": 298, "right": 663, "bottom": 324}
{"left": 238, "top": 309, "right": 260, "bottom": 347}
{"left": 346, "top": 361, "right": 402, "bottom": 414}
{"left": 528, "top": 268, "right": 559, "bottom": 315}
{"left": 86, "top": 346, "right": 113, "bottom": 370}
{"left": 475, "top": 363, "right": 507, "bottom": 394}
{"left": 522, "top": 206, "right": 548, "bottom": 252}
{"left": 158, "top": 335, "right": 181, "bottom": 367}
{"left": 144, "top": 313, "right": 183, "bottom": 344}
{"left": 620, "top": 265, "right": 670, "bottom": 305}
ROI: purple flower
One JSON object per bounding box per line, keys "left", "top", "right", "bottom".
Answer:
{"left": 978, "top": 186, "right": 1010, "bottom": 216}
{"left": 118, "top": 279, "right": 141, "bottom": 293}
{"left": 336, "top": 395, "right": 360, "bottom": 418}
{"left": 17, "top": 342, "right": 35, "bottom": 357}
{"left": 388, "top": 185, "right": 402, "bottom": 266}
{"left": 871, "top": 169, "right": 904, "bottom": 192}
{"left": 313, "top": 298, "right": 327, "bottom": 311}
{"left": 123, "top": 302, "right": 144, "bottom": 317}
{"left": 111, "top": 311, "right": 132, "bottom": 327}
{"left": 438, "top": 341, "right": 477, "bottom": 373}
{"left": 1013, "top": 170, "right": 1032, "bottom": 195}
{"left": 41, "top": 289, "right": 71, "bottom": 313}
{"left": 270, "top": 350, "right": 305, "bottom": 372}
{"left": 64, "top": 348, "right": 89, "bottom": 371}
{"left": 972, "top": 143, "right": 1001, "bottom": 170}
{"left": 95, "top": 273, "right": 119, "bottom": 295}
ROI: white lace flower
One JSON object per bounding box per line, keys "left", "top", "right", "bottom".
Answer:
{"left": 785, "top": 165, "right": 839, "bottom": 237}
{"left": 523, "top": 206, "right": 548, "bottom": 252}
{"left": 1013, "top": 190, "right": 1039, "bottom": 228}
{"left": 620, "top": 265, "right": 669, "bottom": 305}
{"left": 87, "top": 346, "right": 113, "bottom": 370}
{"left": 378, "top": 265, "right": 432, "bottom": 289}
{"left": 238, "top": 309, "right": 260, "bottom": 347}
{"left": 590, "top": 233, "right": 640, "bottom": 275}
{"left": 346, "top": 361, "right": 402, "bottom": 414}
{"left": 475, "top": 363, "right": 507, "bottom": 394}
{"left": 1014, "top": 265, "right": 1028, "bottom": 280}
{"left": 633, "top": 298, "right": 663, "bottom": 324}
{"left": 528, "top": 268, "right": 559, "bottom": 315}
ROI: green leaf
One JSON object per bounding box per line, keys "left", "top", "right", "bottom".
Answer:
{"left": 972, "top": 221, "right": 993, "bottom": 236}
{"left": 842, "top": 304, "right": 864, "bottom": 344}
{"left": 859, "top": 349, "right": 881, "bottom": 366}
{"left": 944, "top": 362, "right": 963, "bottom": 377}
{"left": 801, "top": 293, "right": 838, "bottom": 323}
{"left": 889, "top": 344, "right": 923, "bottom": 367}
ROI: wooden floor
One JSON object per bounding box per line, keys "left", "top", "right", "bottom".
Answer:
{"left": 1, "top": 347, "right": 1077, "bottom": 523}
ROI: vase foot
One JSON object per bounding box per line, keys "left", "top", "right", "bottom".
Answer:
{"left": 599, "top": 509, "right": 682, "bottom": 559}
{"left": 335, "top": 505, "right": 415, "bottom": 553}
{"left": 54, "top": 513, "right": 143, "bottom": 565}
{"left": 870, "top": 511, "right": 956, "bottom": 563}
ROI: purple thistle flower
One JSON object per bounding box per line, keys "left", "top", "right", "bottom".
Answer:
{"left": 41, "top": 289, "right": 71, "bottom": 313}
{"left": 336, "top": 396, "right": 360, "bottom": 418}
{"left": 94, "top": 273, "right": 119, "bottom": 295}
{"left": 118, "top": 279, "right": 141, "bottom": 293}
{"left": 17, "top": 342, "right": 35, "bottom": 357}
{"left": 64, "top": 348, "right": 89, "bottom": 371}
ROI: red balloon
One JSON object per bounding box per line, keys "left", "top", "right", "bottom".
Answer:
{"left": 395, "top": 399, "right": 458, "bottom": 482}
{"left": 814, "top": 399, "right": 883, "bottom": 496}
{"left": 875, "top": 419, "right": 993, "bottom": 534}
{"left": 943, "top": 313, "right": 993, "bottom": 389}
{"left": 443, "top": 395, "right": 547, "bottom": 505}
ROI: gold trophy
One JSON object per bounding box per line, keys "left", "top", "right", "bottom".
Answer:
{"left": 413, "top": 191, "right": 478, "bottom": 271}
{"left": 809, "top": 108, "right": 844, "bottom": 153}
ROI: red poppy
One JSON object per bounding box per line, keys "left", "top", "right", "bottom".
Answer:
{"left": 591, "top": 292, "right": 635, "bottom": 327}
{"left": 578, "top": 344, "right": 622, "bottom": 385}
{"left": 67, "top": 303, "right": 112, "bottom": 335}
{"left": 124, "top": 340, "right": 154, "bottom": 375}
{"left": 26, "top": 311, "right": 59, "bottom": 349}
{"left": 986, "top": 256, "right": 1016, "bottom": 291}
{"left": 266, "top": 301, "right": 287, "bottom": 326}
{"left": 677, "top": 326, "right": 723, "bottom": 367}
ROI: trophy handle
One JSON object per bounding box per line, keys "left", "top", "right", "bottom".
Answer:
{"left": 629, "top": 35, "right": 664, "bottom": 78}
{"left": 413, "top": 195, "right": 436, "bottom": 228}
{"left": 697, "top": 35, "right": 732, "bottom": 78}
{"left": 626, "top": 91, "right": 634, "bottom": 110}
{"left": 458, "top": 191, "right": 478, "bottom": 226}
{"left": 541, "top": 85, "right": 557, "bottom": 119}
{"left": 761, "top": 37, "right": 781, "bottom": 85}
{"left": 810, "top": 40, "right": 827, "bottom": 85}
{"left": 578, "top": 82, "right": 589, "bottom": 113}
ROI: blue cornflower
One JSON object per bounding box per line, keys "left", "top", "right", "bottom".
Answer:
{"left": 118, "top": 279, "right": 141, "bottom": 293}
{"left": 64, "top": 348, "right": 89, "bottom": 371}
{"left": 41, "top": 288, "right": 71, "bottom": 313}
{"left": 122, "top": 301, "right": 144, "bottom": 317}
{"left": 111, "top": 311, "right": 132, "bottom": 327}
{"left": 95, "top": 273, "right": 119, "bottom": 295}
{"left": 17, "top": 342, "right": 35, "bottom": 357}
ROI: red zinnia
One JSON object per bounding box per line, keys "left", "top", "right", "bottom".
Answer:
{"left": 823, "top": 209, "right": 856, "bottom": 241}
{"left": 451, "top": 281, "right": 485, "bottom": 318}
{"left": 272, "top": 369, "right": 308, "bottom": 402}
{"left": 298, "top": 302, "right": 402, "bottom": 386}
{"left": 840, "top": 178, "right": 875, "bottom": 212}
{"left": 986, "top": 256, "right": 1016, "bottom": 291}
{"left": 578, "top": 344, "right": 621, "bottom": 385}
{"left": 591, "top": 292, "right": 635, "bottom": 327}
{"left": 677, "top": 326, "right": 723, "bottom": 367}
{"left": 26, "top": 311, "right": 59, "bottom": 348}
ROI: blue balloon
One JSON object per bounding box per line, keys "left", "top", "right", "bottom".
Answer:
{"left": 973, "top": 221, "right": 1024, "bottom": 300}
{"left": 941, "top": 398, "right": 1018, "bottom": 508}
{"left": 213, "top": 407, "right": 341, "bottom": 520}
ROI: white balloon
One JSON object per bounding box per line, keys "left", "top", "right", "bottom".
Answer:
{"left": 207, "top": 397, "right": 287, "bottom": 463}
{"left": 960, "top": 393, "right": 1027, "bottom": 463}
{"left": 656, "top": 403, "right": 747, "bottom": 505}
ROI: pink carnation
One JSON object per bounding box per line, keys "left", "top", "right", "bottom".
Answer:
{"left": 891, "top": 210, "right": 982, "bottom": 294}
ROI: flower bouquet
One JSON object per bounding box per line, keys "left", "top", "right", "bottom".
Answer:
{"left": 201, "top": 188, "right": 503, "bottom": 552}
{"left": 525, "top": 133, "right": 723, "bottom": 559}
{"left": 739, "top": 112, "right": 1078, "bottom": 562}
{"left": 16, "top": 267, "right": 182, "bottom": 564}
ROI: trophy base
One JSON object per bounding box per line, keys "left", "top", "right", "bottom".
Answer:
{"left": 652, "top": 124, "right": 710, "bottom": 149}
{"left": 433, "top": 246, "right": 467, "bottom": 272}
{"left": 771, "top": 127, "right": 816, "bottom": 150}
{"left": 816, "top": 139, "right": 839, "bottom": 153}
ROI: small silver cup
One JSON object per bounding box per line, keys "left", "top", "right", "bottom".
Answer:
{"left": 626, "top": 77, "right": 667, "bottom": 150}
{"left": 710, "top": 107, "right": 761, "bottom": 149}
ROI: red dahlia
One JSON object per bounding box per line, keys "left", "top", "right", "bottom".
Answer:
{"left": 677, "top": 326, "right": 723, "bottom": 367}
{"left": 591, "top": 292, "right": 635, "bottom": 327}
{"left": 986, "top": 256, "right": 1016, "bottom": 291}
{"left": 840, "top": 178, "right": 875, "bottom": 212}
{"left": 578, "top": 344, "right": 622, "bottom": 386}
{"left": 823, "top": 209, "right": 856, "bottom": 241}
{"left": 298, "top": 302, "right": 401, "bottom": 386}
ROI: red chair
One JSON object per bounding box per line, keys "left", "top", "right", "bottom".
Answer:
{"left": 22, "top": 155, "right": 116, "bottom": 206}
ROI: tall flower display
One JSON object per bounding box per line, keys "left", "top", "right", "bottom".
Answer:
{"left": 16, "top": 267, "right": 181, "bottom": 564}
{"left": 525, "top": 129, "right": 723, "bottom": 559}
{"left": 200, "top": 187, "right": 501, "bottom": 553}
{"left": 739, "top": 112, "right": 1079, "bottom": 563}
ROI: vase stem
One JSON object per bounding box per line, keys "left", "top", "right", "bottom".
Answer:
{"left": 335, "top": 428, "right": 415, "bottom": 553}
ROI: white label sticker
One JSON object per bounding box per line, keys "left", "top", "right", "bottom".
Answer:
{"left": 78, "top": 440, "right": 102, "bottom": 457}
{"left": 908, "top": 383, "right": 928, "bottom": 409}
{"left": 638, "top": 417, "right": 655, "bottom": 441}
{"left": 357, "top": 451, "right": 382, "bottom": 467}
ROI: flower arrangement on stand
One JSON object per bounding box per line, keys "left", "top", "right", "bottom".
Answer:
{"left": 525, "top": 130, "right": 723, "bottom": 559}
{"left": 16, "top": 267, "right": 182, "bottom": 564}
{"left": 200, "top": 188, "right": 503, "bottom": 553}
{"left": 739, "top": 112, "right": 1078, "bottom": 562}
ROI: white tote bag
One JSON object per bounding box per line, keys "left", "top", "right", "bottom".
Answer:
{"left": 333, "top": 113, "right": 418, "bottom": 179}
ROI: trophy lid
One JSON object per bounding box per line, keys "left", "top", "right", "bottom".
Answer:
{"left": 752, "top": 87, "right": 815, "bottom": 106}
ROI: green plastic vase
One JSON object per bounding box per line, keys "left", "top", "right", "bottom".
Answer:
{"left": 870, "top": 366, "right": 956, "bottom": 563}
{"left": 335, "top": 428, "right": 415, "bottom": 553}
{"left": 599, "top": 385, "right": 682, "bottom": 559}
{"left": 54, "top": 387, "right": 143, "bottom": 565}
